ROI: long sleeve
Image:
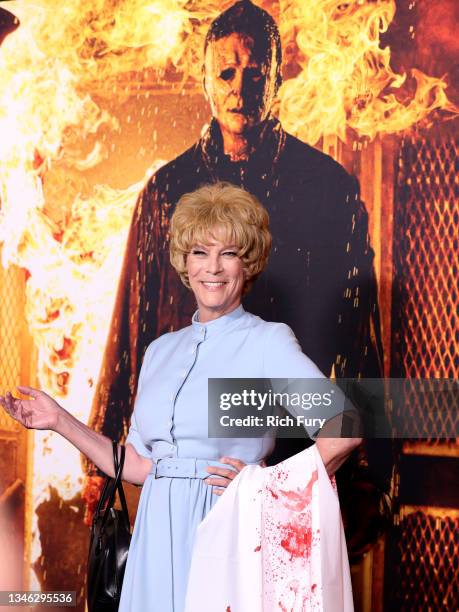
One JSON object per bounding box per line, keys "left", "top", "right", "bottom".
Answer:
{"left": 263, "top": 323, "right": 351, "bottom": 438}
{"left": 125, "top": 343, "right": 155, "bottom": 459}
{"left": 263, "top": 322, "right": 325, "bottom": 379}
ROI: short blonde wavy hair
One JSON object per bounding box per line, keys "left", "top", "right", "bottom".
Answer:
{"left": 170, "top": 182, "right": 271, "bottom": 292}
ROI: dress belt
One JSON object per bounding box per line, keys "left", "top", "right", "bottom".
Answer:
{"left": 150, "top": 457, "right": 237, "bottom": 480}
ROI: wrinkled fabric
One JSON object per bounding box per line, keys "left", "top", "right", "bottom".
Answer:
{"left": 185, "top": 445, "right": 353, "bottom": 612}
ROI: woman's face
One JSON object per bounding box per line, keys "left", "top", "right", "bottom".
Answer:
{"left": 186, "top": 234, "right": 246, "bottom": 322}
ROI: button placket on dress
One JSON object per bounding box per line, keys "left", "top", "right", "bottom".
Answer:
{"left": 168, "top": 327, "right": 206, "bottom": 452}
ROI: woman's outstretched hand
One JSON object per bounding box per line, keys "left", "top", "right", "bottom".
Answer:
{"left": 0, "top": 386, "right": 63, "bottom": 431}
{"left": 1, "top": 386, "right": 152, "bottom": 485}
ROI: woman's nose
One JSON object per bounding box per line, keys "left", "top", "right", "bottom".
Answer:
{"left": 206, "top": 255, "right": 222, "bottom": 274}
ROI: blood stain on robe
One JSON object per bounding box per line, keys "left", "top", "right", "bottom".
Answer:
{"left": 278, "top": 469, "right": 318, "bottom": 512}
{"left": 280, "top": 520, "right": 312, "bottom": 560}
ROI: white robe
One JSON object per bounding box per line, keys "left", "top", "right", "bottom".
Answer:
{"left": 185, "top": 446, "right": 354, "bottom": 612}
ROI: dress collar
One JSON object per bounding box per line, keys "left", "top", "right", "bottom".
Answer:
{"left": 191, "top": 304, "right": 246, "bottom": 340}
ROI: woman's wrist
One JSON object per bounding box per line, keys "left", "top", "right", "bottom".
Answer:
{"left": 52, "top": 404, "right": 70, "bottom": 435}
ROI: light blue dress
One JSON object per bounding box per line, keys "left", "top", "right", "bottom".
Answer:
{"left": 119, "top": 306, "right": 324, "bottom": 612}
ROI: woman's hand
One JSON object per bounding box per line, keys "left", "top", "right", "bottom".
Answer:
{"left": 204, "top": 458, "right": 267, "bottom": 495}
{"left": 205, "top": 456, "right": 247, "bottom": 496}
{"left": 0, "top": 386, "right": 63, "bottom": 431}
{"left": 0, "top": 386, "right": 152, "bottom": 485}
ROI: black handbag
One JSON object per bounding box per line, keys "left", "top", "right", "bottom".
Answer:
{"left": 87, "top": 441, "right": 131, "bottom": 612}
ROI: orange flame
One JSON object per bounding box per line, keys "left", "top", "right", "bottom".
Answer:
{"left": 276, "top": 0, "right": 458, "bottom": 144}
{"left": 0, "top": 0, "right": 195, "bottom": 584}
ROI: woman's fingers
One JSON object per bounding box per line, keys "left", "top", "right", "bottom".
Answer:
{"left": 204, "top": 477, "right": 230, "bottom": 488}
{"left": 0, "top": 394, "right": 11, "bottom": 416}
{"left": 204, "top": 477, "right": 227, "bottom": 496}
{"left": 17, "top": 386, "right": 40, "bottom": 399}
{"left": 205, "top": 465, "right": 238, "bottom": 480}
{"left": 0, "top": 388, "right": 55, "bottom": 430}
{"left": 3, "top": 392, "right": 17, "bottom": 415}
{"left": 204, "top": 457, "right": 247, "bottom": 480}
{"left": 1, "top": 393, "right": 25, "bottom": 425}
{"left": 1, "top": 389, "right": 35, "bottom": 415}
{"left": 220, "top": 456, "right": 247, "bottom": 472}
{"left": 204, "top": 456, "right": 248, "bottom": 493}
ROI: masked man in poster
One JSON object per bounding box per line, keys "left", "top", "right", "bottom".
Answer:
{"left": 86, "top": 0, "right": 389, "bottom": 549}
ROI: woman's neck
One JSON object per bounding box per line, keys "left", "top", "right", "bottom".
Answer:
{"left": 197, "top": 303, "right": 241, "bottom": 323}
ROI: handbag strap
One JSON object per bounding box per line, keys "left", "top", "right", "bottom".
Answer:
{"left": 94, "top": 470, "right": 112, "bottom": 518}
{"left": 95, "top": 441, "right": 130, "bottom": 531}
{"left": 93, "top": 442, "right": 120, "bottom": 520}
{"left": 113, "top": 444, "right": 130, "bottom": 527}
{"left": 104, "top": 442, "right": 123, "bottom": 510}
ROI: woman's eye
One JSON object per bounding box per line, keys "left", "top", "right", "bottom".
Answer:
{"left": 191, "top": 249, "right": 206, "bottom": 256}
{"left": 223, "top": 251, "right": 238, "bottom": 257}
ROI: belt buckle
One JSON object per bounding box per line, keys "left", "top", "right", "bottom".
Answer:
{"left": 153, "top": 457, "right": 200, "bottom": 478}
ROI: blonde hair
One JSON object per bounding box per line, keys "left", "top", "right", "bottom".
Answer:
{"left": 170, "top": 182, "right": 271, "bottom": 292}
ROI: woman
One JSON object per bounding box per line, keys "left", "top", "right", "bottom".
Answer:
{"left": 0, "top": 182, "right": 360, "bottom": 611}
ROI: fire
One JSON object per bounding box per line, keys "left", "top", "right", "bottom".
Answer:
{"left": 0, "top": 0, "right": 203, "bottom": 588}
{"left": 0, "top": 0, "right": 227, "bottom": 397}
{"left": 276, "top": 0, "right": 458, "bottom": 144}
{"left": 0, "top": 0, "right": 456, "bottom": 590}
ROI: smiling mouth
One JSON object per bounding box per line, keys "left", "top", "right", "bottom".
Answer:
{"left": 201, "top": 281, "right": 227, "bottom": 289}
